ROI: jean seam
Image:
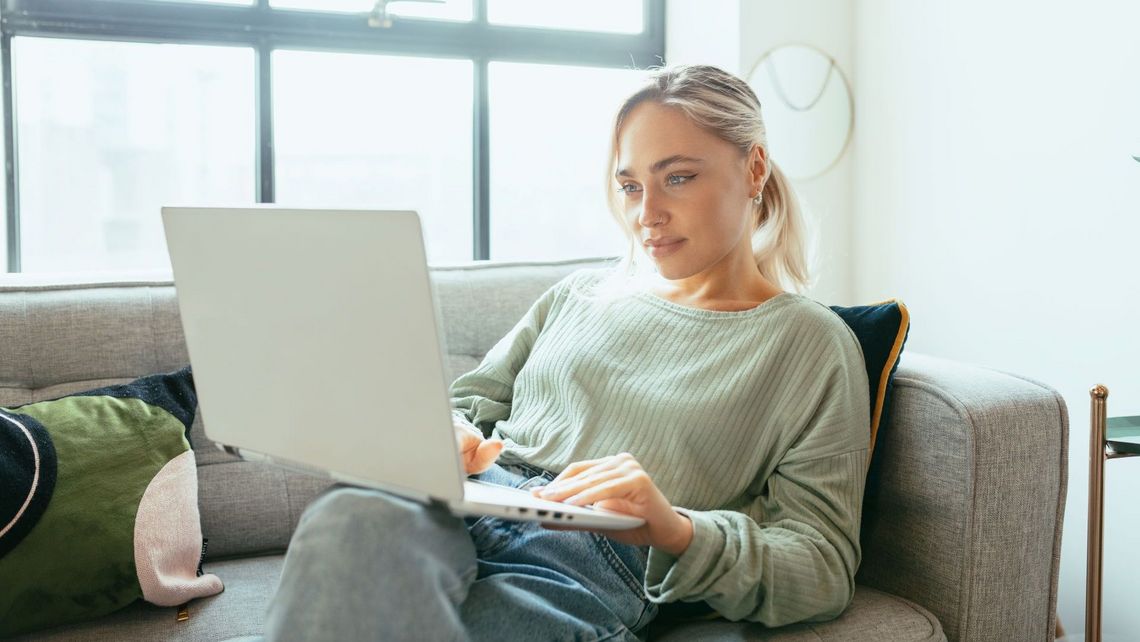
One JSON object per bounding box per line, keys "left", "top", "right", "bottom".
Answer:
{"left": 591, "top": 533, "right": 648, "bottom": 601}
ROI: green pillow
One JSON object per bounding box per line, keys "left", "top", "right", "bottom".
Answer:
{"left": 0, "top": 366, "right": 222, "bottom": 637}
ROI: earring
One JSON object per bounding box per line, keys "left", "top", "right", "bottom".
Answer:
{"left": 753, "top": 192, "right": 763, "bottom": 205}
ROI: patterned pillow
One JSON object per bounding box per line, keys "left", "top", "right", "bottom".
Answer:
{"left": 828, "top": 298, "right": 911, "bottom": 462}
{"left": 0, "top": 366, "right": 222, "bottom": 637}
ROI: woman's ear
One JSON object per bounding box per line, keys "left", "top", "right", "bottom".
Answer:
{"left": 748, "top": 145, "right": 768, "bottom": 195}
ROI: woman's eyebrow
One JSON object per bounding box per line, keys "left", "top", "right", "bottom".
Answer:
{"left": 615, "top": 155, "right": 705, "bottom": 178}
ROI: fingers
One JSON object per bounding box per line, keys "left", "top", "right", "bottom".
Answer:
{"left": 475, "top": 437, "right": 504, "bottom": 464}
{"left": 532, "top": 468, "right": 625, "bottom": 501}
{"left": 562, "top": 471, "right": 648, "bottom": 506}
{"left": 454, "top": 420, "right": 503, "bottom": 475}
{"left": 548, "top": 456, "right": 611, "bottom": 485}
{"left": 455, "top": 425, "right": 491, "bottom": 455}
{"left": 468, "top": 438, "right": 503, "bottom": 475}
{"left": 538, "top": 453, "right": 640, "bottom": 497}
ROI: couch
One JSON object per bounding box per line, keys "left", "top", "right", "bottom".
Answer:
{"left": 1, "top": 256, "right": 1067, "bottom": 641}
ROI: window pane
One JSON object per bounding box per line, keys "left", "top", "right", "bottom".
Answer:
{"left": 14, "top": 38, "right": 255, "bottom": 272}
{"left": 489, "top": 62, "right": 646, "bottom": 262}
{"left": 273, "top": 50, "right": 472, "bottom": 263}
{"left": 144, "top": 0, "right": 254, "bottom": 5}
{"left": 487, "top": 0, "right": 642, "bottom": 34}
{"left": 269, "top": 0, "right": 472, "bottom": 22}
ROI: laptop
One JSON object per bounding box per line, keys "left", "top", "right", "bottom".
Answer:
{"left": 161, "top": 206, "right": 642, "bottom": 530}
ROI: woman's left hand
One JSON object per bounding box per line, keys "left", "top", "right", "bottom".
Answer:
{"left": 530, "top": 452, "right": 694, "bottom": 556}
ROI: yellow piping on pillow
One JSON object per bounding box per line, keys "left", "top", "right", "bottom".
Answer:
{"left": 866, "top": 298, "right": 910, "bottom": 465}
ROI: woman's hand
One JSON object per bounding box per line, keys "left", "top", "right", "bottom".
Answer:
{"left": 453, "top": 418, "right": 504, "bottom": 475}
{"left": 530, "top": 452, "right": 694, "bottom": 556}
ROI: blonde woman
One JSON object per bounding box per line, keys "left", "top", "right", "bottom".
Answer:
{"left": 262, "top": 64, "right": 869, "bottom": 642}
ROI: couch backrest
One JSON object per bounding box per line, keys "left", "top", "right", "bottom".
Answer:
{"left": 0, "top": 257, "right": 611, "bottom": 560}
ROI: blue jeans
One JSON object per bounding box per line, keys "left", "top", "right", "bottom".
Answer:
{"left": 261, "top": 460, "right": 659, "bottom": 642}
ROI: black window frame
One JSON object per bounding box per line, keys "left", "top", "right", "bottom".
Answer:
{"left": 0, "top": 0, "right": 665, "bottom": 271}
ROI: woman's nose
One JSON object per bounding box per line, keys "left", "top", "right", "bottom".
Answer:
{"left": 638, "top": 187, "right": 666, "bottom": 228}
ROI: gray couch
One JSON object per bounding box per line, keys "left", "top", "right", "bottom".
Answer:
{"left": 2, "top": 257, "right": 1066, "bottom": 641}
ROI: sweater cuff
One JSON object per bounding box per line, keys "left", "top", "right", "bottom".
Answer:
{"left": 644, "top": 507, "right": 723, "bottom": 603}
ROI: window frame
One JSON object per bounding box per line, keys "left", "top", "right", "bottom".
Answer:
{"left": 0, "top": 0, "right": 665, "bottom": 270}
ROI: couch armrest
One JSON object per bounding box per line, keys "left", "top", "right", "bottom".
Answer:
{"left": 856, "top": 352, "right": 1068, "bottom": 642}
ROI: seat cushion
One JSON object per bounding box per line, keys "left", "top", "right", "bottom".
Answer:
{"left": 647, "top": 585, "right": 944, "bottom": 641}
{"left": 16, "top": 557, "right": 943, "bottom": 642}
{"left": 11, "top": 555, "right": 283, "bottom": 641}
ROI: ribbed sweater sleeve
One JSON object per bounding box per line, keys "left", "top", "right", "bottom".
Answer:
{"left": 448, "top": 274, "right": 571, "bottom": 438}
{"left": 642, "top": 343, "right": 870, "bottom": 625}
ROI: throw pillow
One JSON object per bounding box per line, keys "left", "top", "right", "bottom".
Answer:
{"left": 0, "top": 366, "right": 223, "bottom": 637}
{"left": 828, "top": 298, "right": 911, "bottom": 463}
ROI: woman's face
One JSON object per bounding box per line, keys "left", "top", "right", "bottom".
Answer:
{"left": 614, "top": 101, "right": 765, "bottom": 283}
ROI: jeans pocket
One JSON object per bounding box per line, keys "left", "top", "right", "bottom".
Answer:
{"left": 591, "top": 535, "right": 657, "bottom": 631}
{"left": 467, "top": 514, "right": 517, "bottom": 558}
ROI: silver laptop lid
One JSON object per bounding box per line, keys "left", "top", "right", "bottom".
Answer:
{"left": 162, "top": 206, "right": 465, "bottom": 502}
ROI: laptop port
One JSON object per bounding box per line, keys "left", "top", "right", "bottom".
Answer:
{"left": 518, "top": 508, "right": 528, "bottom": 514}
{"left": 537, "top": 510, "right": 548, "bottom": 517}
{"left": 553, "top": 512, "right": 563, "bottom": 519}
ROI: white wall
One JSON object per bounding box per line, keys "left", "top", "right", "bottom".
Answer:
{"left": 666, "top": 0, "right": 858, "bottom": 306}
{"left": 851, "top": 0, "right": 1140, "bottom": 638}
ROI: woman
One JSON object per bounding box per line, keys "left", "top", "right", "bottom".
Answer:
{"left": 263, "top": 64, "right": 870, "bottom": 642}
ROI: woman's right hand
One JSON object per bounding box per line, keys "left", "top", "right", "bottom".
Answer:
{"left": 453, "top": 417, "right": 504, "bottom": 475}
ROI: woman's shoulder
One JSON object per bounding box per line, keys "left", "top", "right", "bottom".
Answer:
{"left": 767, "top": 293, "right": 864, "bottom": 359}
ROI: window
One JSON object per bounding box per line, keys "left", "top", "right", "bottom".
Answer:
{"left": 489, "top": 61, "right": 646, "bottom": 261}
{"left": 487, "top": 0, "right": 643, "bottom": 34}
{"left": 273, "top": 51, "right": 473, "bottom": 264}
{"left": 269, "top": 0, "right": 473, "bottom": 22}
{"left": 14, "top": 38, "right": 254, "bottom": 272}
{"left": 0, "top": 0, "right": 664, "bottom": 272}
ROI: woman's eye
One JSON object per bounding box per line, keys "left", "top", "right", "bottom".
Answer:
{"left": 667, "top": 174, "right": 696, "bottom": 186}
{"left": 617, "top": 184, "right": 641, "bottom": 195}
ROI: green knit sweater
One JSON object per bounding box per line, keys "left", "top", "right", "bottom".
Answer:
{"left": 448, "top": 268, "right": 870, "bottom": 627}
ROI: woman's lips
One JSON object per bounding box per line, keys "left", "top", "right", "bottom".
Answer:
{"left": 646, "top": 238, "right": 685, "bottom": 258}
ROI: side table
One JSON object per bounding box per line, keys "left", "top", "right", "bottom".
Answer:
{"left": 1086, "top": 384, "right": 1140, "bottom": 642}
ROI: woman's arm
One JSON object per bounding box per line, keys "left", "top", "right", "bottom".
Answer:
{"left": 448, "top": 273, "right": 573, "bottom": 437}
{"left": 645, "top": 448, "right": 867, "bottom": 626}
{"left": 642, "top": 350, "right": 871, "bottom": 626}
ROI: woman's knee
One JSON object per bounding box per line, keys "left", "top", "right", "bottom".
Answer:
{"left": 297, "top": 486, "right": 474, "bottom": 563}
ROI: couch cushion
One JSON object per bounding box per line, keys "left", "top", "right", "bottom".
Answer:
{"left": 13, "top": 563, "right": 943, "bottom": 642}
{"left": 11, "top": 554, "right": 283, "bottom": 642}
{"left": 647, "top": 585, "right": 944, "bottom": 641}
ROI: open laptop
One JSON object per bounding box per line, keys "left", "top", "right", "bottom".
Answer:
{"left": 161, "top": 206, "right": 642, "bottom": 530}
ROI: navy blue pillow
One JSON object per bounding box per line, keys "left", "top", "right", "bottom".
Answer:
{"left": 828, "top": 299, "right": 910, "bottom": 463}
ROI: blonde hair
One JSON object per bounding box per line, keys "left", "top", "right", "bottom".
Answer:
{"left": 579, "top": 64, "right": 818, "bottom": 303}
